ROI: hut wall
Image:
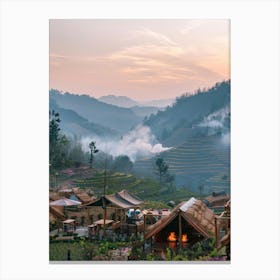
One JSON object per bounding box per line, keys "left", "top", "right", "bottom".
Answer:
{"left": 65, "top": 206, "right": 116, "bottom": 226}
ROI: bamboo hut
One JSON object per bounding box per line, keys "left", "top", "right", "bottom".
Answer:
{"left": 86, "top": 189, "right": 143, "bottom": 236}
{"left": 204, "top": 191, "right": 230, "bottom": 208}
{"left": 145, "top": 198, "right": 219, "bottom": 250}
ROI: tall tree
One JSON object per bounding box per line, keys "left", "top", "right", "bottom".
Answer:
{"left": 89, "top": 141, "right": 99, "bottom": 169}
{"left": 49, "top": 110, "right": 60, "bottom": 148}
{"left": 155, "top": 157, "right": 169, "bottom": 188}
{"left": 49, "top": 110, "right": 71, "bottom": 170}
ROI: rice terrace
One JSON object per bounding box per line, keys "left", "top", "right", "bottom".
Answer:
{"left": 49, "top": 19, "right": 230, "bottom": 262}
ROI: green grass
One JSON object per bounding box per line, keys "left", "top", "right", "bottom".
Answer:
{"left": 49, "top": 240, "right": 133, "bottom": 261}
{"left": 49, "top": 241, "right": 84, "bottom": 261}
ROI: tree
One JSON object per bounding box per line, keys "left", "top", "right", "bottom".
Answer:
{"left": 49, "top": 110, "right": 70, "bottom": 170}
{"left": 69, "top": 143, "right": 85, "bottom": 167}
{"left": 155, "top": 157, "right": 169, "bottom": 187}
{"left": 165, "top": 173, "right": 176, "bottom": 192}
{"left": 198, "top": 183, "right": 204, "bottom": 198}
{"left": 113, "top": 155, "right": 133, "bottom": 173}
{"left": 49, "top": 110, "right": 60, "bottom": 146}
{"left": 89, "top": 141, "right": 99, "bottom": 168}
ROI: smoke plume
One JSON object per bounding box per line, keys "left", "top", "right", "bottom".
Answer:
{"left": 197, "top": 106, "right": 230, "bottom": 145}
{"left": 82, "top": 125, "right": 171, "bottom": 162}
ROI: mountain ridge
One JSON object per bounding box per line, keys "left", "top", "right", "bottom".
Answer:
{"left": 49, "top": 89, "right": 142, "bottom": 135}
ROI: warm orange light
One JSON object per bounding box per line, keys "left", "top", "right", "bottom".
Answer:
{"left": 181, "top": 234, "right": 188, "bottom": 242}
{"left": 167, "top": 232, "right": 177, "bottom": 242}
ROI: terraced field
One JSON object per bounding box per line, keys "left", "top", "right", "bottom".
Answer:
{"left": 133, "top": 135, "right": 230, "bottom": 194}
{"left": 74, "top": 172, "right": 137, "bottom": 196}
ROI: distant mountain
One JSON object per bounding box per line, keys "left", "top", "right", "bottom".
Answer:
{"left": 98, "top": 95, "right": 163, "bottom": 119}
{"left": 99, "top": 94, "right": 175, "bottom": 109}
{"left": 49, "top": 98, "right": 118, "bottom": 138}
{"left": 141, "top": 98, "right": 175, "bottom": 108}
{"left": 130, "top": 106, "right": 160, "bottom": 119}
{"left": 144, "top": 80, "right": 230, "bottom": 145}
{"left": 98, "top": 95, "right": 139, "bottom": 108}
{"left": 49, "top": 90, "right": 142, "bottom": 134}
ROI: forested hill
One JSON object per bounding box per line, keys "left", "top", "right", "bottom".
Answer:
{"left": 49, "top": 98, "right": 118, "bottom": 138}
{"left": 49, "top": 90, "right": 142, "bottom": 134}
{"left": 143, "top": 80, "right": 230, "bottom": 146}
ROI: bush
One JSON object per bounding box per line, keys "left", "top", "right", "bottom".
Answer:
{"left": 146, "top": 253, "right": 155, "bottom": 261}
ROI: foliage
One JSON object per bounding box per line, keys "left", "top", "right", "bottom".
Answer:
{"left": 49, "top": 110, "right": 71, "bottom": 170}
{"left": 113, "top": 155, "right": 133, "bottom": 173}
{"left": 89, "top": 141, "right": 99, "bottom": 169}
{"left": 144, "top": 80, "right": 230, "bottom": 142}
{"left": 68, "top": 136, "right": 85, "bottom": 167}
{"left": 155, "top": 157, "right": 169, "bottom": 185}
{"left": 49, "top": 110, "right": 100, "bottom": 175}
{"left": 166, "top": 248, "right": 172, "bottom": 261}
{"left": 49, "top": 237, "right": 225, "bottom": 261}
{"left": 154, "top": 157, "right": 175, "bottom": 191}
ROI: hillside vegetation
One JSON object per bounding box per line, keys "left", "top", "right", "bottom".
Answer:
{"left": 49, "top": 98, "right": 118, "bottom": 138}
{"left": 50, "top": 89, "right": 142, "bottom": 134}
{"left": 144, "top": 80, "right": 230, "bottom": 144}
{"left": 67, "top": 170, "right": 195, "bottom": 204}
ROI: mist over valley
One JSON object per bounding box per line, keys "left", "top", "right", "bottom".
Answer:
{"left": 49, "top": 80, "right": 230, "bottom": 194}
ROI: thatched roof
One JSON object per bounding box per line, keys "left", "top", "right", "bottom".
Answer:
{"left": 86, "top": 189, "right": 143, "bottom": 209}
{"left": 49, "top": 206, "right": 65, "bottom": 220}
{"left": 75, "top": 192, "right": 93, "bottom": 204}
{"left": 117, "top": 189, "right": 142, "bottom": 205}
{"left": 145, "top": 198, "right": 218, "bottom": 240}
{"left": 204, "top": 192, "right": 230, "bottom": 206}
{"left": 49, "top": 192, "right": 61, "bottom": 201}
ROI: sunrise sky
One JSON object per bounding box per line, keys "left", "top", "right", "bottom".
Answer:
{"left": 50, "top": 19, "right": 230, "bottom": 101}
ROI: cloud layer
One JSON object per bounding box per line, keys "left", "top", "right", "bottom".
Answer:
{"left": 50, "top": 19, "right": 230, "bottom": 100}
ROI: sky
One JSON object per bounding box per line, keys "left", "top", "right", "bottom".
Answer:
{"left": 50, "top": 19, "right": 230, "bottom": 101}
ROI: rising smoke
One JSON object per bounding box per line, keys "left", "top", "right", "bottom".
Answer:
{"left": 82, "top": 125, "right": 171, "bottom": 162}
{"left": 197, "top": 106, "right": 230, "bottom": 145}
{"left": 198, "top": 106, "right": 230, "bottom": 129}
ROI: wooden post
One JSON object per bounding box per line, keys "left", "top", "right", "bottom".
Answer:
{"left": 103, "top": 207, "right": 107, "bottom": 238}
{"left": 143, "top": 214, "right": 146, "bottom": 240}
{"left": 214, "top": 217, "right": 218, "bottom": 249}
{"left": 178, "top": 212, "right": 182, "bottom": 248}
{"left": 86, "top": 206, "right": 89, "bottom": 224}
{"left": 88, "top": 226, "right": 92, "bottom": 240}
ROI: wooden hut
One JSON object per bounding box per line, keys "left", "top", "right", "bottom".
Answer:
{"left": 145, "top": 198, "right": 219, "bottom": 249}
{"left": 204, "top": 191, "right": 230, "bottom": 208}
{"left": 86, "top": 189, "right": 143, "bottom": 236}
{"left": 75, "top": 192, "right": 94, "bottom": 204}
